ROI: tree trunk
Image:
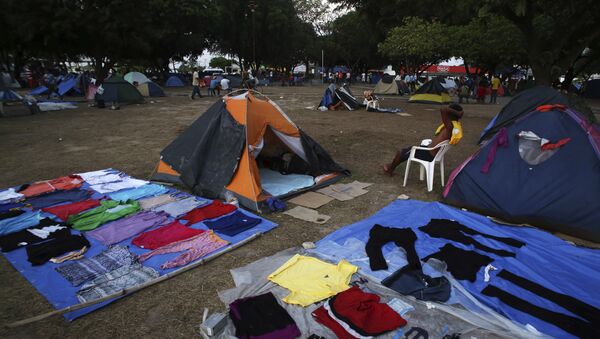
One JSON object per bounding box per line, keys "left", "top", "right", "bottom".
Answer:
{"left": 529, "top": 60, "right": 552, "bottom": 86}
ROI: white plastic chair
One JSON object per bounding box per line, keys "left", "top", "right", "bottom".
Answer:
{"left": 403, "top": 140, "right": 451, "bottom": 192}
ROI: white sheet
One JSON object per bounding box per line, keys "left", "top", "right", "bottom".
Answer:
{"left": 259, "top": 168, "right": 314, "bottom": 197}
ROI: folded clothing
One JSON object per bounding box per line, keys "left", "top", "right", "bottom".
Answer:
{"left": 204, "top": 211, "right": 261, "bottom": 236}
{"left": 0, "top": 202, "right": 24, "bottom": 213}
{"left": 381, "top": 266, "right": 451, "bottom": 302}
{"left": 312, "top": 286, "right": 406, "bottom": 338}
{"left": 0, "top": 209, "right": 25, "bottom": 220}
{"left": 180, "top": 200, "right": 237, "bottom": 225}
{"left": 86, "top": 211, "right": 170, "bottom": 246}
{"left": 0, "top": 218, "right": 71, "bottom": 252}
{"left": 26, "top": 234, "right": 89, "bottom": 266}
{"left": 42, "top": 199, "right": 101, "bottom": 221}
{"left": 77, "top": 263, "right": 159, "bottom": 303}
{"left": 0, "top": 210, "right": 41, "bottom": 236}
{"left": 89, "top": 177, "right": 148, "bottom": 194}
{"left": 55, "top": 245, "right": 136, "bottom": 286}
{"left": 423, "top": 243, "right": 493, "bottom": 282}
{"left": 26, "top": 189, "right": 91, "bottom": 209}
{"left": 151, "top": 196, "right": 209, "bottom": 217}
{"left": 132, "top": 221, "right": 205, "bottom": 250}
{"left": 0, "top": 188, "right": 24, "bottom": 204}
{"left": 138, "top": 194, "right": 180, "bottom": 210}
{"left": 18, "top": 175, "right": 84, "bottom": 197}
{"left": 107, "top": 184, "right": 169, "bottom": 202}
{"left": 230, "top": 292, "right": 301, "bottom": 339}
{"left": 68, "top": 200, "right": 140, "bottom": 231}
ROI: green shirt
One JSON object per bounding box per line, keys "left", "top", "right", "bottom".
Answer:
{"left": 68, "top": 200, "right": 140, "bottom": 231}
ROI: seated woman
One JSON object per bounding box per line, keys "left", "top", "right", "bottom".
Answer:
{"left": 383, "top": 104, "right": 464, "bottom": 176}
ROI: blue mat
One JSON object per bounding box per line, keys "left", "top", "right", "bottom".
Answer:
{"left": 312, "top": 199, "right": 600, "bottom": 338}
{"left": 1, "top": 170, "right": 277, "bottom": 320}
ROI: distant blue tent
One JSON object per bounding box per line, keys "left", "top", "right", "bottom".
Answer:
{"left": 318, "top": 84, "right": 337, "bottom": 108}
{"left": 165, "top": 75, "right": 185, "bottom": 87}
{"left": 332, "top": 66, "right": 349, "bottom": 73}
{"left": 57, "top": 76, "right": 81, "bottom": 96}
{"left": 445, "top": 96, "right": 600, "bottom": 242}
{"left": 30, "top": 86, "right": 49, "bottom": 95}
{"left": 137, "top": 81, "right": 165, "bottom": 97}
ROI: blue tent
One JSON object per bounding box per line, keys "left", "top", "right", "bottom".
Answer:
{"left": 479, "top": 86, "right": 568, "bottom": 144}
{"left": 318, "top": 84, "right": 337, "bottom": 108}
{"left": 444, "top": 99, "right": 600, "bottom": 242}
{"left": 57, "top": 75, "right": 81, "bottom": 96}
{"left": 30, "top": 86, "right": 49, "bottom": 95}
{"left": 165, "top": 75, "right": 185, "bottom": 87}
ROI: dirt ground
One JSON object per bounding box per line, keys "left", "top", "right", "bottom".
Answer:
{"left": 0, "top": 84, "right": 593, "bottom": 338}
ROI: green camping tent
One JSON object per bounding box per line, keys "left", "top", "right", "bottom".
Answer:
{"left": 96, "top": 76, "right": 144, "bottom": 104}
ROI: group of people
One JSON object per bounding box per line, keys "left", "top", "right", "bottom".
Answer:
{"left": 190, "top": 67, "right": 231, "bottom": 99}
{"left": 457, "top": 75, "right": 503, "bottom": 104}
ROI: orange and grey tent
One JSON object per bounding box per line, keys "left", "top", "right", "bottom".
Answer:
{"left": 151, "top": 90, "right": 348, "bottom": 211}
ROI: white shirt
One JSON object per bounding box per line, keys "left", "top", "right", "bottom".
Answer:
{"left": 90, "top": 177, "right": 148, "bottom": 194}
{"left": 192, "top": 71, "right": 199, "bottom": 86}
{"left": 220, "top": 78, "right": 230, "bottom": 90}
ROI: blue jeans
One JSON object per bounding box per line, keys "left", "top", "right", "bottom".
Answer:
{"left": 191, "top": 85, "right": 202, "bottom": 98}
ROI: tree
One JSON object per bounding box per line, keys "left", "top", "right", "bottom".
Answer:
{"left": 379, "top": 17, "right": 452, "bottom": 76}
{"left": 209, "top": 56, "right": 233, "bottom": 69}
{"left": 450, "top": 16, "right": 526, "bottom": 75}
{"left": 479, "top": 0, "right": 600, "bottom": 86}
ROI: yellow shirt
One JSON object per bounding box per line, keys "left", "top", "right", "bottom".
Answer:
{"left": 268, "top": 254, "right": 358, "bottom": 306}
{"left": 491, "top": 77, "right": 501, "bottom": 90}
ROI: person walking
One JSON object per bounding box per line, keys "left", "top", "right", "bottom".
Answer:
{"left": 191, "top": 67, "right": 202, "bottom": 99}
{"left": 490, "top": 75, "right": 501, "bottom": 104}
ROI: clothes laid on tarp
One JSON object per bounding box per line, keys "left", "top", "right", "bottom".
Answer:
{"left": 423, "top": 244, "right": 493, "bottom": 282}
{"left": 86, "top": 211, "right": 170, "bottom": 246}
{"left": 76, "top": 263, "right": 159, "bottom": 303}
{"left": 107, "top": 184, "right": 168, "bottom": 202}
{"left": 151, "top": 196, "right": 209, "bottom": 217}
{"left": 179, "top": 200, "right": 237, "bottom": 225}
{"left": 382, "top": 266, "right": 451, "bottom": 302}
{"left": 419, "top": 219, "right": 523, "bottom": 257}
{"left": 0, "top": 202, "right": 23, "bottom": 213}
{"left": 42, "top": 199, "right": 101, "bottom": 221}
{"left": 138, "top": 194, "right": 180, "bottom": 210}
{"left": 0, "top": 209, "right": 24, "bottom": 220}
{"left": 481, "top": 285, "right": 600, "bottom": 338}
{"left": 68, "top": 200, "right": 140, "bottom": 231}
{"left": 496, "top": 269, "right": 600, "bottom": 324}
{"left": 0, "top": 211, "right": 41, "bottom": 236}
{"left": 267, "top": 254, "right": 358, "bottom": 307}
{"left": 132, "top": 221, "right": 205, "bottom": 250}
{"left": 229, "top": 292, "right": 301, "bottom": 339}
{"left": 25, "top": 189, "right": 91, "bottom": 209}
{"left": 137, "top": 230, "right": 228, "bottom": 269}
{"left": 89, "top": 177, "right": 148, "bottom": 194}
{"left": 365, "top": 225, "right": 421, "bottom": 271}
{"left": 19, "top": 175, "right": 84, "bottom": 197}
{"left": 312, "top": 286, "right": 407, "bottom": 338}
{"left": 0, "top": 188, "right": 24, "bottom": 204}
{"left": 55, "top": 245, "right": 136, "bottom": 286}
{"left": 77, "top": 169, "right": 123, "bottom": 185}
{"left": 26, "top": 234, "right": 89, "bottom": 266}
{"left": 0, "top": 218, "right": 70, "bottom": 252}
{"left": 204, "top": 211, "right": 261, "bottom": 236}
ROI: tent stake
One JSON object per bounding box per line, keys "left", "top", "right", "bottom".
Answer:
{"left": 4, "top": 232, "right": 263, "bottom": 328}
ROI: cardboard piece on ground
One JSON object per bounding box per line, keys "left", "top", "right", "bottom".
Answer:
{"left": 317, "top": 186, "right": 353, "bottom": 201}
{"left": 288, "top": 191, "right": 334, "bottom": 209}
{"left": 332, "top": 181, "right": 371, "bottom": 198}
{"left": 284, "top": 206, "right": 330, "bottom": 224}
{"left": 397, "top": 112, "right": 413, "bottom": 117}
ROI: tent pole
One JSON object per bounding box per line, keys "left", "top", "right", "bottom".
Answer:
{"left": 4, "top": 232, "right": 264, "bottom": 328}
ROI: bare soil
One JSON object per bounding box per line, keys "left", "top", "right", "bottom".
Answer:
{"left": 0, "top": 85, "right": 583, "bottom": 337}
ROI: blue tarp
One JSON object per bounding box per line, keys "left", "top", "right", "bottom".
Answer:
{"left": 57, "top": 76, "right": 81, "bottom": 96}
{"left": 311, "top": 199, "right": 600, "bottom": 338}
{"left": 1, "top": 169, "right": 277, "bottom": 320}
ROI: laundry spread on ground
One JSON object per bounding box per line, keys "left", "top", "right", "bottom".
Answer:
{"left": 0, "top": 169, "right": 277, "bottom": 320}
{"left": 268, "top": 254, "right": 358, "bottom": 306}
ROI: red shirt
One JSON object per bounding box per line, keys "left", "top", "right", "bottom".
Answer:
{"left": 179, "top": 200, "right": 237, "bottom": 225}
{"left": 42, "top": 199, "right": 101, "bottom": 221}
{"left": 132, "top": 221, "right": 205, "bottom": 249}
{"left": 19, "top": 175, "right": 84, "bottom": 197}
